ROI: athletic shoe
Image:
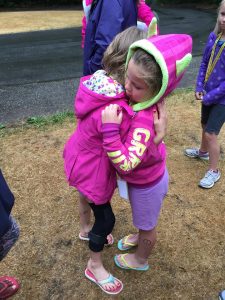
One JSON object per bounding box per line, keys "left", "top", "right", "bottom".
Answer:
{"left": 199, "top": 170, "right": 221, "bottom": 189}
{"left": 184, "top": 148, "right": 209, "bottom": 161}
{"left": 219, "top": 290, "right": 225, "bottom": 300}
{"left": 0, "top": 216, "right": 20, "bottom": 261}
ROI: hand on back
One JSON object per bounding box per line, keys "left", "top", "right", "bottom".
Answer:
{"left": 153, "top": 101, "right": 168, "bottom": 145}
{"left": 102, "top": 104, "right": 123, "bottom": 124}
{"left": 195, "top": 92, "right": 204, "bottom": 100}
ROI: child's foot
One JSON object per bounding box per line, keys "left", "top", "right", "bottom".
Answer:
{"left": 199, "top": 169, "right": 221, "bottom": 189}
{"left": 118, "top": 233, "right": 139, "bottom": 251}
{"left": 79, "top": 232, "right": 114, "bottom": 245}
{"left": 86, "top": 259, "right": 123, "bottom": 294}
{"left": 0, "top": 276, "right": 20, "bottom": 299}
{"left": 184, "top": 148, "right": 209, "bottom": 161}
{"left": 0, "top": 216, "right": 20, "bottom": 261}
{"left": 114, "top": 253, "right": 149, "bottom": 271}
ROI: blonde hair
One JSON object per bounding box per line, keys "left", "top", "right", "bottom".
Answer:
{"left": 102, "top": 27, "right": 147, "bottom": 85}
{"left": 214, "top": 0, "right": 225, "bottom": 35}
{"left": 131, "top": 49, "right": 162, "bottom": 97}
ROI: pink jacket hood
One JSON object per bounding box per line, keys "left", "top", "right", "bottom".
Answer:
{"left": 75, "top": 76, "right": 132, "bottom": 119}
{"left": 126, "top": 33, "right": 193, "bottom": 111}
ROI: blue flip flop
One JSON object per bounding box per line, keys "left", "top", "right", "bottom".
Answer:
{"left": 114, "top": 254, "right": 149, "bottom": 271}
{"left": 117, "top": 234, "right": 138, "bottom": 251}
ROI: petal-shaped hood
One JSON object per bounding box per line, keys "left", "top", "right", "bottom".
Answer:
{"left": 126, "top": 34, "right": 193, "bottom": 111}
{"left": 75, "top": 76, "right": 129, "bottom": 119}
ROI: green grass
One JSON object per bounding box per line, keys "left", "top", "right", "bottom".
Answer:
{"left": 0, "top": 111, "right": 75, "bottom": 137}
{"left": 26, "top": 111, "right": 74, "bottom": 127}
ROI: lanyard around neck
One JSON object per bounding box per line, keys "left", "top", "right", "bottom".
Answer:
{"left": 205, "top": 33, "right": 225, "bottom": 83}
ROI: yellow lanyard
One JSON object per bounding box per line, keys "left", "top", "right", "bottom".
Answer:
{"left": 205, "top": 33, "right": 225, "bottom": 83}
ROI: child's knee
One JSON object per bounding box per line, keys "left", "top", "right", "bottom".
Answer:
{"left": 88, "top": 231, "right": 107, "bottom": 252}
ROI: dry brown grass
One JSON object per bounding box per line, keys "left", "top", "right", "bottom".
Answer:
{"left": 0, "top": 11, "right": 83, "bottom": 34}
{"left": 1, "top": 91, "right": 225, "bottom": 300}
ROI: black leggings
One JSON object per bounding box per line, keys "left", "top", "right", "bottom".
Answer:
{"left": 88, "top": 202, "right": 115, "bottom": 252}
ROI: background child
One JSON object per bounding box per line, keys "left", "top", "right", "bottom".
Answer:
{"left": 184, "top": 0, "right": 225, "bottom": 189}
{"left": 81, "top": 0, "right": 157, "bottom": 48}
{"left": 63, "top": 26, "right": 148, "bottom": 295}
{"left": 0, "top": 169, "right": 20, "bottom": 299}
{"left": 83, "top": 0, "right": 159, "bottom": 75}
{"left": 101, "top": 33, "right": 192, "bottom": 270}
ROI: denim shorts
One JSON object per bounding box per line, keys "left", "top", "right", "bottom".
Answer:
{"left": 201, "top": 103, "right": 225, "bottom": 135}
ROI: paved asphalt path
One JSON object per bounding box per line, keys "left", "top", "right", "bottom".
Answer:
{"left": 0, "top": 7, "right": 216, "bottom": 125}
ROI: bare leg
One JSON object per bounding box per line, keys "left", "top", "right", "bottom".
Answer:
{"left": 116, "top": 228, "right": 156, "bottom": 268}
{"left": 205, "top": 132, "right": 220, "bottom": 171}
{"left": 200, "top": 125, "right": 208, "bottom": 153}
{"left": 135, "top": 228, "right": 156, "bottom": 264}
{"left": 79, "top": 193, "right": 92, "bottom": 238}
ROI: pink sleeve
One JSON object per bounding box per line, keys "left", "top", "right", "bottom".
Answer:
{"left": 81, "top": 0, "right": 93, "bottom": 48}
{"left": 101, "top": 119, "right": 153, "bottom": 175}
{"left": 137, "top": 0, "right": 155, "bottom": 26}
{"left": 81, "top": 16, "right": 86, "bottom": 49}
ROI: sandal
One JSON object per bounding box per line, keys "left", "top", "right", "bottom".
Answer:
{"left": 79, "top": 233, "right": 114, "bottom": 246}
{"left": 85, "top": 268, "right": 123, "bottom": 295}
{"left": 117, "top": 234, "right": 138, "bottom": 251}
{"left": 0, "top": 276, "right": 20, "bottom": 299}
{"left": 114, "top": 254, "right": 149, "bottom": 271}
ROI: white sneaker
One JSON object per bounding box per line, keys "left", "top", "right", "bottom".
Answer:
{"left": 199, "top": 170, "right": 221, "bottom": 189}
{"left": 219, "top": 290, "right": 225, "bottom": 300}
{"left": 184, "top": 148, "right": 209, "bottom": 161}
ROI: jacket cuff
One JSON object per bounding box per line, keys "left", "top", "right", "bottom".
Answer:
{"left": 101, "top": 123, "right": 120, "bottom": 138}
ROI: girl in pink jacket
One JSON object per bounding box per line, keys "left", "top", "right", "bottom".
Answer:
{"left": 63, "top": 26, "right": 147, "bottom": 295}
{"left": 101, "top": 32, "right": 193, "bottom": 271}
{"left": 81, "top": 0, "right": 156, "bottom": 48}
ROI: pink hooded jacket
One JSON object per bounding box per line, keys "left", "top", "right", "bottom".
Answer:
{"left": 63, "top": 33, "right": 192, "bottom": 204}
{"left": 81, "top": 0, "right": 156, "bottom": 48}
{"left": 63, "top": 76, "right": 135, "bottom": 204}
{"left": 102, "top": 33, "right": 193, "bottom": 185}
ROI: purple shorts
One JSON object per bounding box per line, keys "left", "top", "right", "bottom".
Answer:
{"left": 128, "top": 169, "right": 169, "bottom": 231}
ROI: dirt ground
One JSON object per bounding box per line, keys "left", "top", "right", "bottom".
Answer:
{"left": 0, "top": 91, "right": 225, "bottom": 300}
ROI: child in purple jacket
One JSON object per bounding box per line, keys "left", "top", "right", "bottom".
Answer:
{"left": 185, "top": 0, "right": 225, "bottom": 189}
{"left": 83, "top": 0, "right": 138, "bottom": 75}
{"left": 81, "top": 0, "right": 157, "bottom": 48}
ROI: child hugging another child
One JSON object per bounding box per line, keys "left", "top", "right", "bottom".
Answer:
{"left": 63, "top": 18, "right": 192, "bottom": 294}
{"left": 64, "top": 25, "right": 148, "bottom": 295}
{"left": 101, "top": 33, "right": 192, "bottom": 271}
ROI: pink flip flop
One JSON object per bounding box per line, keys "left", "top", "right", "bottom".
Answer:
{"left": 79, "top": 233, "right": 114, "bottom": 246}
{"left": 0, "top": 276, "right": 20, "bottom": 299}
{"left": 85, "top": 268, "right": 123, "bottom": 295}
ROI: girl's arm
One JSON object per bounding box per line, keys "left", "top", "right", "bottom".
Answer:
{"left": 153, "top": 101, "right": 167, "bottom": 145}
{"left": 101, "top": 104, "right": 153, "bottom": 175}
{"left": 81, "top": 16, "right": 87, "bottom": 49}
{"left": 196, "top": 32, "right": 216, "bottom": 93}
{"left": 202, "top": 80, "right": 225, "bottom": 105}
{"left": 137, "top": 0, "right": 155, "bottom": 26}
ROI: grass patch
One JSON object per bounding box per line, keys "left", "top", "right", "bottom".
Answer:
{"left": 0, "top": 111, "right": 75, "bottom": 139}
{"left": 26, "top": 111, "right": 74, "bottom": 127}
{"left": 1, "top": 91, "right": 225, "bottom": 299}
